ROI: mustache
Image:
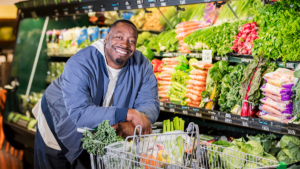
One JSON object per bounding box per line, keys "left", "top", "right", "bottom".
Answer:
{"left": 113, "top": 45, "right": 132, "bottom": 53}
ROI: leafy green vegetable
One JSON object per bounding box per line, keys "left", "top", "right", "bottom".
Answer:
{"left": 292, "top": 70, "right": 300, "bottom": 117}
{"left": 146, "top": 30, "right": 178, "bottom": 53}
{"left": 169, "top": 70, "right": 190, "bottom": 105}
{"left": 280, "top": 135, "right": 300, "bottom": 149}
{"left": 189, "top": 58, "right": 198, "bottom": 70}
{"left": 220, "top": 145, "right": 246, "bottom": 169}
{"left": 142, "top": 48, "right": 154, "bottom": 61}
{"left": 244, "top": 162, "right": 261, "bottom": 169}
{"left": 262, "top": 152, "right": 278, "bottom": 166}
{"left": 252, "top": 1, "right": 300, "bottom": 62}
{"left": 82, "top": 120, "right": 124, "bottom": 155}
{"left": 218, "top": 64, "right": 246, "bottom": 113}
{"left": 242, "top": 140, "right": 264, "bottom": 158}
{"left": 247, "top": 134, "right": 278, "bottom": 154}
{"left": 277, "top": 150, "right": 295, "bottom": 165}
{"left": 183, "top": 21, "right": 245, "bottom": 56}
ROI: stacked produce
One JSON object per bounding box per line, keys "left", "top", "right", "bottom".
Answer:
{"left": 168, "top": 56, "right": 190, "bottom": 105}
{"left": 258, "top": 68, "right": 296, "bottom": 123}
{"left": 183, "top": 21, "right": 243, "bottom": 56}
{"left": 163, "top": 116, "right": 185, "bottom": 132}
{"left": 232, "top": 22, "right": 259, "bottom": 55}
{"left": 185, "top": 61, "right": 211, "bottom": 107}
{"left": 146, "top": 30, "right": 178, "bottom": 53}
{"left": 218, "top": 64, "right": 246, "bottom": 113}
{"left": 252, "top": 1, "right": 300, "bottom": 62}
{"left": 46, "top": 26, "right": 108, "bottom": 56}
{"left": 175, "top": 21, "right": 211, "bottom": 53}
{"left": 142, "top": 8, "right": 167, "bottom": 31}
{"left": 199, "top": 61, "right": 228, "bottom": 109}
{"left": 239, "top": 57, "right": 277, "bottom": 117}
{"left": 157, "top": 57, "right": 178, "bottom": 102}
{"left": 292, "top": 70, "right": 300, "bottom": 118}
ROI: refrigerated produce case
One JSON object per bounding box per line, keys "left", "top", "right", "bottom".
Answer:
{"left": 3, "top": 0, "right": 300, "bottom": 168}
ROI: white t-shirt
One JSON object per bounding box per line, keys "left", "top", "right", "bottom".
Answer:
{"left": 91, "top": 39, "right": 121, "bottom": 107}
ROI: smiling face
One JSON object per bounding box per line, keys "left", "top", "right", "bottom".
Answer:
{"left": 104, "top": 22, "right": 138, "bottom": 69}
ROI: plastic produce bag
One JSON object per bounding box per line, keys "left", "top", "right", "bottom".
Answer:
{"left": 263, "top": 92, "right": 293, "bottom": 102}
{"left": 190, "top": 61, "right": 213, "bottom": 70}
{"left": 260, "top": 97, "right": 293, "bottom": 112}
{"left": 260, "top": 83, "right": 293, "bottom": 96}
{"left": 259, "top": 110, "right": 288, "bottom": 122}
{"left": 264, "top": 68, "right": 297, "bottom": 87}
{"left": 260, "top": 104, "right": 293, "bottom": 116}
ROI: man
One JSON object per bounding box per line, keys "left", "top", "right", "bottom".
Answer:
{"left": 33, "top": 20, "right": 159, "bottom": 169}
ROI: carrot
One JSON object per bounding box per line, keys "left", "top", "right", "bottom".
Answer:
{"left": 186, "top": 93, "right": 201, "bottom": 101}
{"left": 158, "top": 81, "right": 171, "bottom": 86}
{"left": 141, "top": 154, "right": 157, "bottom": 169}
{"left": 158, "top": 86, "right": 170, "bottom": 91}
{"left": 188, "top": 79, "right": 206, "bottom": 86}
{"left": 194, "top": 86, "right": 206, "bottom": 91}
{"left": 190, "top": 69, "right": 208, "bottom": 76}
{"left": 187, "top": 89, "right": 202, "bottom": 97}
{"left": 261, "top": 104, "right": 282, "bottom": 115}
{"left": 189, "top": 75, "right": 206, "bottom": 82}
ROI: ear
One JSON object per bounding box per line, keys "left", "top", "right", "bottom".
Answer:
{"left": 104, "top": 32, "right": 110, "bottom": 43}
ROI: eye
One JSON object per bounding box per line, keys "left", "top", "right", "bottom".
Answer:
{"left": 117, "top": 36, "right": 122, "bottom": 39}
{"left": 130, "top": 40, "right": 136, "bottom": 44}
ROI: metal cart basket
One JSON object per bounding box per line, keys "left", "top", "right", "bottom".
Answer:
{"left": 79, "top": 122, "right": 284, "bottom": 169}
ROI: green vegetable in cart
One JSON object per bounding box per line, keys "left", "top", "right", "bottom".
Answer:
{"left": 82, "top": 120, "right": 124, "bottom": 155}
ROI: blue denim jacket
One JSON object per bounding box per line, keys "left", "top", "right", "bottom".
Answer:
{"left": 44, "top": 46, "right": 159, "bottom": 163}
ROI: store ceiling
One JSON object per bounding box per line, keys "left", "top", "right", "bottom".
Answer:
{"left": 0, "top": 0, "right": 22, "bottom": 5}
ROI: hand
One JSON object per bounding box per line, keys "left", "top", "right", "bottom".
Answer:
{"left": 113, "top": 122, "right": 135, "bottom": 139}
{"left": 126, "top": 109, "right": 152, "bottom": 135}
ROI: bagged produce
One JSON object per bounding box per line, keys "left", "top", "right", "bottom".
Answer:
{"left": 259, "top": 110, "right": 290, "bottom": 123}
{"left": 260, "top": 97, "right": 292, "bottom": 112}
{"left": 75, "top": 27, "right": 90, "bottom": 50}
{"left": 264, "top": 68, "right": 297, "bottom": 88}
{"left": 260, "top": 104, "right": 292, "bottom": 116}
{"left": 260, "top": 83, "right": 293, "bottom": 96}
{"left": 263, "top": 92, "right": 292, "bottom": 102}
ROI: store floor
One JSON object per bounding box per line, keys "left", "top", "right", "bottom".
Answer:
{"left": 0, "top": 140, "right": 23, "bottom": 169}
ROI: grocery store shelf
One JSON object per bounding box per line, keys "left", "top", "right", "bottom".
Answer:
{"left": 16, "top": 0, "right": 230, "bottom": 18}
{"left": 154, "top": 52, "right": 202, "bottom": 58}
{"left": 0, "top": 40, "right": 15, "bottom": 49}
{"left": 159, "top": 102, "right": 300, "bottom": 136}
{"left": 138, "top": 29, "right": 162, "bottom": 34}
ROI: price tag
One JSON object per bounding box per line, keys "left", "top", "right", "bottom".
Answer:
{"left": 222, "top": 57, "right": 228, "bottom": 61}
{"left": 114, "top": 7, "right": 118, "bottom": 10}
{"left": 64, "top": 12, "right": 68, "bottom": 15}
{"left": 196, "top": 113, "right": 202, "bottom": 117}
{"left": 126, "top": 6, "right": 131, "bottom": 9}
{"left": 225, "top": 118, "right": 232, "bottom": 124}
{"left": 242, "top": 121, "right": 249, "bottom": 127}
{"left": 241, "top": 58, "right": 252, "bottom": 63}
{"left": 286, "top": 63, "right": 294, "bottom": 69}
{"left": 161, "top": 2, "right": 166, "bottom": 6}
{"left": 225, "top": 114, "right": 231, "bottom": 118}
{"left": 202, "top": 50, "right": 212, "bottom": 63}
{"left": 262, "top": 126, "right": 269, "bottom": 131}
{"left": 160, "top": 102, "right": 164, "bottom": 106}
{"left": 211, "top": 116, "right": 215, "bottom": 120}
{"left": 215, "top": 56, "right": 221, "bottom": 60}
{"left": 170, "top": 108, "right": 175, "bottom": 112}
{"left": 101, "top": 8, "right": 105, "bottom": 12}
{"left": 180, "top": 0, "right": 186, "bottom": 4}
{"left": 160, "top": 107, "right": 164, "bottom": 110}
{"left": 196, "top": 54, "right": 201, "bottom": 58}
{"left": 241, "top": 117, "right": 249, "bottom": 121}
{"left": 150, "top": 3, "right": 155, "bottom": 7}
{"left": 288, "top": 129, "right": 296, "bottom": 135}
{"left": 182, "top": 110, "right": 188, "bottom": 114}
{"left": 138, "top": 4, "right": 143, "bottom": 8}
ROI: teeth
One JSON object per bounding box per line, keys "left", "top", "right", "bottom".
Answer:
{"left": 116, "top": 48, "right": 127, "bottom": 54}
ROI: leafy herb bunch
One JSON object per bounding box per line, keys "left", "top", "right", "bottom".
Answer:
{"left": 82, "top": 120, "right": 124, "bottom": 155}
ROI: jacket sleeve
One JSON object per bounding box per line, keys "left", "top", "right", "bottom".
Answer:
{"left": 61, "top": 59, "right": 128, "bottom": 129}
{"left": 134, "top": 59, "right": 160, "bottom": 124}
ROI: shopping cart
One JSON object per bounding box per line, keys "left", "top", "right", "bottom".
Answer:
{"left": 78, "top": 122, "right": 286, "bottom": 169}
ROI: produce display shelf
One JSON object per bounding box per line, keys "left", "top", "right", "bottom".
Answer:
{"left": 16, "top": 0, "right": 230, "bottom": 18}
{"left": 154, "top": 52, "right": 299, "bottom": 69}
{"left": 138, "top": 29, "right": 162, "bottom": 34}
{"left": 159, "top": 101, "right": 300, "bottom": 136}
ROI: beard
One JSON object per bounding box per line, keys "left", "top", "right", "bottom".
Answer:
{"left": 115, "top": 58, "right": 124, "bottom": 65}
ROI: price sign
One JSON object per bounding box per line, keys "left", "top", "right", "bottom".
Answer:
{"left": 126, "top": 6, "right": 131, "bottom": 9}
{"left": 225, "top": 118, "right": 232, "bottom": 124}
{"left": 225, "top": 114, "right": 231, "bottom": 118}
{"left": 222, "top": 57, "right": 228, "bottom": 61}
{"left": 242, "top": 121, "right": 249, "bottom": 127}
{"left": 160, "top": 102, "right": 164, "bottom": 106}
{"left": 182, "top": 110, "right": 188, "bottom": 114}
{"left": 101, "top": 8, "right": 105, "bottom": 12}
{"left": 170, "top": 108, "right": 175, "bottom": 112}
{"left": 138, "top": 4, "right": 143, "bottom": 8}
{"left": 288, "top": 129, "right": 296, "bottom": 135}
{"left": 286, "top": 63, "right": 294, "bottom": 69}
{"left": 215, "top": 56, "right": 221, "bottom": 60}
{"left": 196, "top": 113, "right": 202, "bottom": 117}
{"left": 114, "top": 7, "right": 118, "bottom": 10}
{"left": 161, "top": 2, "right": 166, "bottom": 6}
{"left": 262, "top": 126, "right": 269, "bottom": 131}
{"left": 180, "top": 0, "right": 186, "bottom": 4}
{"left": 211, "top": 116, "right": 218, "bottom": 121}
{"left": 202, "top": 50, "right": 212, "bottom": 63}
{"left": 150, "top": 3, "right": 155, "bottom": 7}
{"left": 160, "top": 107, "right": 164, "bottom": 110}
